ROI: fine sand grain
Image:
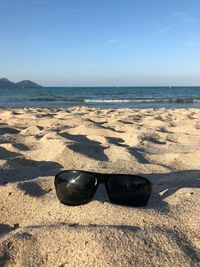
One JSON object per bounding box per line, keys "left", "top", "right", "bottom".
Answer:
{"left": 0, "top": 107, "right": 200, "bottom": 267}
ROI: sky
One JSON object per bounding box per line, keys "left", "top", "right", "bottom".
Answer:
{"left": 0, "top": 0, "right": 200, "bottom": 86}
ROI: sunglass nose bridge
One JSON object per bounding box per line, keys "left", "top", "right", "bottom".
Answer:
{"left": 92, "top": 182, "right": 110, "bottom": 202}
{"left": 95, "top": 173, "right": 108, "bottom": 184}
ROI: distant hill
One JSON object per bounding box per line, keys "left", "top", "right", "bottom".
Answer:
{"left": 0, "top": 78, "right": 16, "bottom": 88}
{"left": 16, "top": 80, "right": 42, "bottom": 88}
{"left": 0, "top": 78, "right": 42, "bottom": 88}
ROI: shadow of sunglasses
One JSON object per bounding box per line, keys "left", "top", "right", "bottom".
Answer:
{"left": 55, "top": 170, "right": 152, "bottom": 207}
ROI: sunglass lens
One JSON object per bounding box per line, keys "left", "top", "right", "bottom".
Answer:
{"left": 55, "top": 171, "right": 98, "bottom": 205}
{"left": 107, "top": 175, "right": 151, "bottom": 207}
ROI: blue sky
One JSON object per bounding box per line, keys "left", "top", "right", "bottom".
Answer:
{"left": 0, "top": 0, "right": 200, "bottom": 86}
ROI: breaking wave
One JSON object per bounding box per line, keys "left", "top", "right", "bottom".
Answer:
{"left": 83, "top": 98, "right": 200, "bottom": 103}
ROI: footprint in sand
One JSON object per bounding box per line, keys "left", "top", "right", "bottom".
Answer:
{"left": 142, "top": 134, "right": 166, "bottom": 145}
{"left": 20, "top": 126, "right": 44, "bottom": 136}
{"left": 157, "top": 126, "right": 173, "bottom": 133}
{"left": 0, "top": 127, "right": 20, "bottom": 135}
{"left": 194, "top": 122, "right": 200, "bottom": 129}
{"left": 0, "top": 147, "right": 21, "bottom": 160}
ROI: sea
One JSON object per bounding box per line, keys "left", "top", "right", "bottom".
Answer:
{"left": 0, "top": 86, "right": 200, "bottom": 109}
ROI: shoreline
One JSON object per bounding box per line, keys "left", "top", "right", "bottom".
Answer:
{"left": 1, "top": 106, "right": 200, "bottom": 110}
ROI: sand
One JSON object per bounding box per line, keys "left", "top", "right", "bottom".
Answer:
{"left": 0, "top": 107, "right": 200, "bottom": 267}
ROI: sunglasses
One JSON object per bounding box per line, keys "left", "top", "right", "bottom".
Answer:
{"left": 54, "top": 170, "right": 152, "bottom": 207}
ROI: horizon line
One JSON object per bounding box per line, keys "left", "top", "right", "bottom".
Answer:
{"left": 40, "top": 85, "right": 200, "bottom": 87}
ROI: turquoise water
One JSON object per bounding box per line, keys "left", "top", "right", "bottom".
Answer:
{"left": 0, "top": 87, "right": 200, "bottom": 109}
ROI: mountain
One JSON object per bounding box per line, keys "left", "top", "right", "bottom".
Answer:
{"left": 16, "top": 80, "right": 42, "bottom": 88}
{"left": 0, "top": 78, "right": 42, "bottom": 88}
{"left": 0, "top": 78, "right": 16, "bottom": 88}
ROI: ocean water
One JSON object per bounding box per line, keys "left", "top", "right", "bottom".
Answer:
{"left": 0, "top": 86, "right": 200, "bottom": 109}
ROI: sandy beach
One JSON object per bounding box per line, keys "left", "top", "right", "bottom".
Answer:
{"left": 0, "top": 107, "right": 200, "bottom": 266}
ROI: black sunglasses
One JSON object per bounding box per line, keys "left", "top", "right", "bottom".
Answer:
{"left": 54, "top": 170, "right": 152, "bottom": 207}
